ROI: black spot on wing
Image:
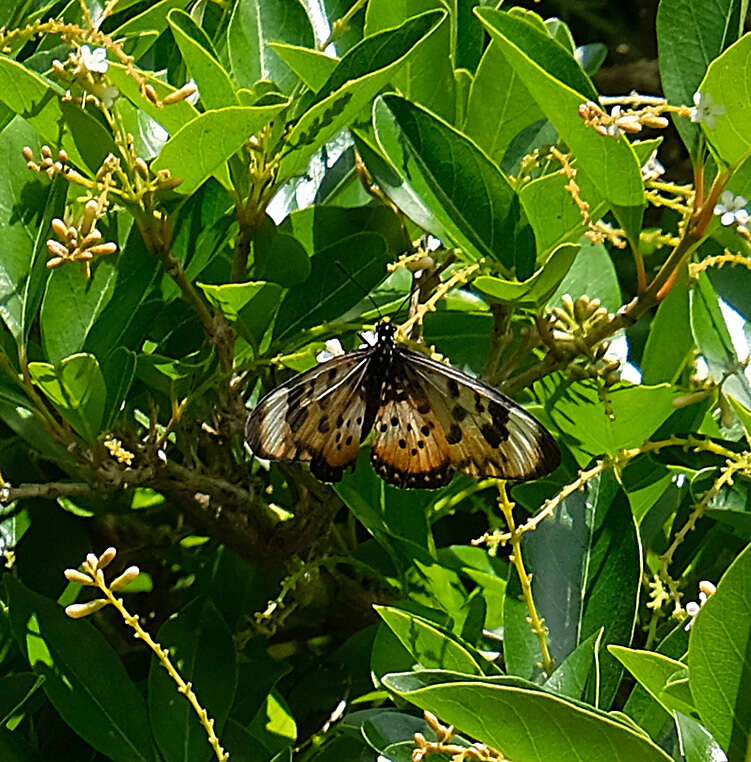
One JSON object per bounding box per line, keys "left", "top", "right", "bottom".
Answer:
{"left": 447, "top": 378, "right": 460, "bottom": 398}
{"left": 446, "top": 423, "right": 462, "bottom": 444}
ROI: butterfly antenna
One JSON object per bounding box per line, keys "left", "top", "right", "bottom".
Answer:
{"left": 335, "top": 260, "right": 383, "bottom": 319}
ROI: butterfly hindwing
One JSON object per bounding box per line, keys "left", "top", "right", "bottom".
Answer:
{"left": 246, "top": 351, "right": 373, "bottom": 482}
{"left": 370, "top": 358, "right": 455, "bottom": 489}
{"left": 399, "top": 348, "right": 560, "bottom": 481}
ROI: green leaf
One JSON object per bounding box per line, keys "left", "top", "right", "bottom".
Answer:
{"left": 0, "top": 117, "right": 51, "bottom": 344}
{"left": 0, "top": 672, "right": 45, "bottom": 725}
{"left": 383, "top": 671, "right": 673, "bottom": 761}
{"left": 476, "top": 8, "right": 644, "bottom": 208}
{"left": 252, "top": 219, "right": 311, "bottom": 287}
{"left": 0, "top": 59, "right": 117, "bottom": 174}
{"left": 110, "top": 0, "right": 191, "bottom": 60}
{"left": 40, "top": 258, "right": 117, "bottom": 366}
{"left": 267, "top": 43, "right": 338, "bottom": 92}
{"left": 464, "top": 38, "right": 543, "bottom": 164}
{"left": 642, "top": 270, "right": 692, "bottom": 384}
{"left": 657, "top": 0, "right": 743, "bottom": 158}
{"left": 505, "top": 476, "right": 641, "bottom": 707}
{"left": 699, "top": 31, "right": 751, "bottom": 165}
{"left": 100, "top": 347, "right": 136, "bottom": 429}
{"left": 5, "top": 577, "right": 158, "bottom": 762}
{"left": 473, "top": 243, "right": 578, "bottom": 308}
{"left": 674, "top": 713, "right": 728, "bottom": 762}
{"left": 374, "top": 605, "right": 485, "bottom": 675}
{"left": 273, "top": 232, "right": 389, "bottom": 343}
{"left": 548, "top": 239, "right": 622, "bottom": 312}
{"left": 198, "top": 281, "right": 282, "bottom": 347}
{"left": 278, "top": 10, "right": 445, "bottom": 180}
{"left": 364, "top": 0, "right": 455, "bottom": 122}
{"left": 149, "top": 597, "right": 237, "bottom": 762}
{"left": 691, "top": 270, "right": 751, "bottom": 408}
{"left": 28, "top": 353, "right": 106, "bottom": 442}
{"left": 108, "top": 63, "right": 200, "bottom": 136}
{"left": 544, "top": 629, "right": 602, "bottom": 701}
{"left": 167, "top": 9, "right": 238, "bottom": 109}
{"left": 540, "top": 376, "right": 676, "bottom": 461}
{"left": 228, "top": 0, "right": 315, "bottom": 94}
{"left": 689, "top": 540, "right": 751, "bottom": 759}
{"left": 374, "top": 93, "right": 521, "bottom": 269}
{"left": 609, "top": 646, "right": 695, "bottom": 716}
{"left": 151, "top": 104, "right": 287, "bottom": 195}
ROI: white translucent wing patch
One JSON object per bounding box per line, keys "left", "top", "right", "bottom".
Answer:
{"left": 400, "top": 349, "right": 560, "bottom": 480}
{"left": 246, "top": 352, "right": 372, "bottom": 481}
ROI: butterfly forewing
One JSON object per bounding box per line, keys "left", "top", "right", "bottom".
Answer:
{"left": 246, "top": 351, "right": 374, "bottom": 482}
{"left": 400, "top": 348, "right": 560, "bottom": 480}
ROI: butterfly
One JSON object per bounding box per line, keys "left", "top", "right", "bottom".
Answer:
{"left": 246, "top": 320, "right": 560, "bottom": 489}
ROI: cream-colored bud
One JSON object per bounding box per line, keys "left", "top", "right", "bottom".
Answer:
{"left": 64, "top": 568, "right": 94, "bottom": 585}
{"left": 110, "top": 565, "right": 140, "bottom": 591}
{"left": 22, "top": 146, "right": 33, "bottom": 161}
{"left": 26, "top": 161, "right": 39, "bottom": 171}
{"left": 80, "top": 230, "right": 103, "bottom": 249}
{"left": 46, "top": 240, "right": 69, "bottom": 258}
{"left": 143, "top": 83, "right": 159, "bottom": 104}
{"left": 86, "top": 552, "right": 99, "bottom": 571}
{"left": 51, "top": 218, "right": 68, "bottom": 239}
{"left": 97, "top": 547, "right": 117, "bottom": 569}
{"left": 65, "top": 599, "right": 109, "bottom": 618}
{"left": 134, "top": 157, "right": 149, "bottom": 178}
{"left": 58, "top": 149, "right": 68, "bottom": 163}
{"left": 699, "top": 580, "right": 716, "bottom": 596}
{"left": 614, "top": 114, "right": 642, "bottom": 133}
{"left": 87, "top": 242, "right": 118, "bottom": 256}
{"left": 641, "top": 114, "right": 669, "bottom": 129}
{"left": 81, "top": 199, "right": 98, "bottom": 235}
{"left": 41, "top": 145, "right": 52, "bottom": 158}
{"left": 46, "top": 256, "right": 65, "bottom": 269}
{"left": 162, "top": 82, "right": 197, "bottom": 105}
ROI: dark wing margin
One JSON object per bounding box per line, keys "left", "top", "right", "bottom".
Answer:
{"left": 245, "top": 351, "right": 374, "bottom": 482}
{"left": 398, "top": 347, "right": 561, "bottom": 481}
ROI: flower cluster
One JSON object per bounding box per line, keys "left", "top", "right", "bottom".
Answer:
{"left": 578, "top": 100, "right": 669, "bottom": 138}
{"left": 684, "top": 580, "right": 716, "bottom": 630}
{"left": 52, "top": 44, "right": 119, "bottom": 108}
{"left": 104, "top": 436, "right": 135, "bottom": 466}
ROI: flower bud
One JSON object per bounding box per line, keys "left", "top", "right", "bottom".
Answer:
{"left": 143, "top": 84, "right": 159, "bottom": 105}
{"left": 46, "top": 240, "right": 68, "bottom": 258}
{"left": 97, "top": 547, "right": 117, "bottom": 569}
{"left": 65, "top": 599, "right": 109, "bottom": 619}
{"left": 22, "top": 146, "right": 33, "bottom": 160}
{"left": 51, "top": 218, "right": 68, "bottom": 239}
{"left": 87, "top": 242, "right": 118, "bottom": 256}
{"left": 110, "top": 565, "right": 140, "bottom": 591}
{"left": 64, "top": 568, "right": 94, "bottom": 585}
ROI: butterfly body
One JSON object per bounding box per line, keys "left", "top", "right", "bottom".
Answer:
{"left": 246, "top": 321, "right": 560, "bottom": 488}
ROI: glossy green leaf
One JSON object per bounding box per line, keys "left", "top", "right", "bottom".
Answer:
{"left": 252, "top": 221, "right": 311, "bottom": 286}
{"left": 464, "top": 39, "right": 543, "bottom": 164}
{"left": 167, "top": 9, "right": 238, "bottom": 109}
{"left": 375, "top": 605, "right": 484, "bottom": 675}
{"left": 111, "top": 0, "right": 190, "bottom": 47}
{"left": 689, "top": 540, "right": 751, "bottom": 759}
{"left": 228, "top": 0, "right": 315, "bottom": 94}
{"left": 675, "top": 713, "right": 728, "bottom": 762}
{"left": 476, "top": 8, "right": 644, "bottom": 208}
{"left": 6, "top": 577, "right": 158, "bottom": 762}
{"left": 273, "top": 232, "right": 389, "bottom": 343}
{"left": 28, "top": 353, "right": 106, "bottom": 441}
{"left": 40, "top": 258, "right": 117, "bottom": 366}
{"left": 374, "top": 93, "right": 520, "bottom": 269}
{"left": 198, "top": 281, "right": 282, "bottom": 347}
{"left": 657, "top": 0, "right": 743, "bottom": 158}
{"left": 0, "top": 672, "right": 45, "bottom": 725}
{"left": 108, "top": 63, "right": 200, "bottom": 136}
{"left": 383, "top": 671, "right": 672, "bottom": 761}
{"left": 100, "top": 347, "right": 136, "bottom": 429}
{"left": 149, "top": 597, "right": 236, "bottom": 762}
{"left": 0, "top": 117, "right": 52, "bottom": 344}
{"left": 642, "top": 271, "right": 692, "bottom": 384}
{"left": 473, "top": 243, "right": 578, "bottom": 307}
{"left": 0, "top": 58, "right": 117, "bottom": 174}
{"left": 151, "top": 104, "right": 286, "bottom": 195}
{"left": 540, "top": 376, "right": 676, "bottom": 461}
{"left": 548, "top": 239, "right": 622, "bottom": 311}
{"left": 364, "top": 0, "right": 455, "bottom": 122}
{"left": 278, "top": 10, "right": 445, "bottom": 180}
{"left": 544, "top": 630, "right": 602, "bottom": 701}
{"left": 267, "top": 43, "right": 338, "bottom": 92}
{"left": 609, "top": 646, "right": 694, "bottom": 716}
{"left": 691, "top": 271, "right": 751, "bottom": 408}
{"left": 699, "top": 31, "right": 751, "bottom": 165}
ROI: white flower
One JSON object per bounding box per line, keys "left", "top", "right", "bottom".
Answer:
{"left": 714, "top": 190, "right": 750, "bottom": 227}
{"left": 357, "top": 330, "right": 377, "bottom": 348}
{"left": 80, "top": 45, "right": 109, "bottom": 74}
{"left": 316, "top": 338, "right": 344, "bottom": 363}
{"left": 684, "top": 580, "right": 716, "bottom": 630}
{"left": 606, "top": 106, "right": 625, "bottom": 137}
{"left": 641, "top": 150, "right": 665, "bottom": 181}
{"left": 690, "top": 91, "right": 725, "bottom": 129}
